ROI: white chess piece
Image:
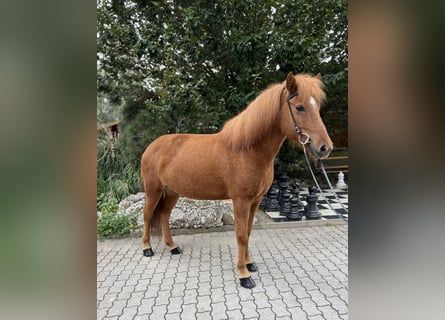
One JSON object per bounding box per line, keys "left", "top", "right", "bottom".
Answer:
{"left": 336, "top": 171, "right": 347, "bottom": 189}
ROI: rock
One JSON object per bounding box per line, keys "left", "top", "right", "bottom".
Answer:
{"left": 116, "top": 194, "right": 236, "bottom": 229}
{"left": 222, "top": 213, "right": 258, "bottom": 225}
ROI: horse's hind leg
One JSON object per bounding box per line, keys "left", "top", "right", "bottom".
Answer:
{"left": 158, "top": 188, "right": 181, "bottom": 254}
{"left": 142, "top": 181, "right": 163, "bottom": 257}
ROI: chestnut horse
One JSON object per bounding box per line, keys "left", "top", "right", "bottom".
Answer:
{"left": 140, "top": 72, "right": 333, "bottom": 288}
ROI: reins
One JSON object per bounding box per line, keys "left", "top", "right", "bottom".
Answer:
{"left": 286, "top": 91, "right": 349, "bottom": 223}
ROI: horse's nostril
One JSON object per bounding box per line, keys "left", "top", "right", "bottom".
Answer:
{"left": 320, "top": 144, "right": 327, "bottom": 153}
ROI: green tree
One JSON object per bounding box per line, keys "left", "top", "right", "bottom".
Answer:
{"left": 97, "top": 0, "right": 347, "bottom": 177}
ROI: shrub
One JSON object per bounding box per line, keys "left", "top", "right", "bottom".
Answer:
{"left": 97, "top": 212, "right": 138, "bottom": 238}
{"left": 97, "top": 126, "right": 141, "bottom": 211}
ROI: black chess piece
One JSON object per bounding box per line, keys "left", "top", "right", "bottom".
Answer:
{"left": 277, "top": 172, "right": 289, "bottom": 208}
{"left": 287, "top": 196, "right": 303, "bottom": 221}
{"left": 259, "top": 193, "right": 268, "bottom": 210}
{"left": 305, "top": 186, "right": 321, "bottom": 220}
{"left": 290, "top": 180, "right": 304, "bottom": 210}
{"left": 280, "top": 189, "right": 291, "bottom": 217}
{"left": 266, "top": 185, "right": 280, "bottom": 212}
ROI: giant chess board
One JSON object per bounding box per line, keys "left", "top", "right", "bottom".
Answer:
{"left": 263, "top": 187, "right": 348, "bottom": 222}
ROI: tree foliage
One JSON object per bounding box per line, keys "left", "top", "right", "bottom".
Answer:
{"left": 97, "top": 0, "right": 347, "bottom": 175}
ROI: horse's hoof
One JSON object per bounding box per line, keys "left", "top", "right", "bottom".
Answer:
{"left": 143, "top": 248, "right": 154, "bottom": 257}
{"left": 170, "top": 247, "right": 183, "bottom": 255}
{"left": 240, "top": 276, "right": 256, "bottom": 289}
{"left": 246, "top": 262, "right": 258, "bottom": 272}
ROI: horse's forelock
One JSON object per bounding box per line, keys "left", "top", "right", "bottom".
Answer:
{"left": 294, "top": 74, "right": 326, "bottom": 106}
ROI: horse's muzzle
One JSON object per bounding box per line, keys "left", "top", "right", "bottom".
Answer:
{"left": 310, "top": 143, "right": 332, "bottom": 159}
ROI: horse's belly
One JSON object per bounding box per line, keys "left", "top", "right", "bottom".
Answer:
{"left": 160, "top": 157, "right": 230, "bottom": 200}
{"left": 164, "top": 174, "right": 229, "bottom": 200}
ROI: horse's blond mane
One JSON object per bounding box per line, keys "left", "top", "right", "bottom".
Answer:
{"left": 220, "top": 74, "right": 325, "bottom": 151}
{"left": 220, "top": 83, "right": 283, "bottom": 151}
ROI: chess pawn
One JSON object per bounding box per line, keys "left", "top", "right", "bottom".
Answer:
{"left": 287, "top": 196, "right": 303, "bottom": 221}
{"left": 266, "top": 186, "right": 280, "bottom": 212}
{"left": 336, "top": 171, "right": 347, "bottom": 189}
{"left": 291, "top": 180, "right": 304, "bottom": 210}
{"left": 305, "top": 186, "right": 321, "bottom": 220}
{"left": 280, "top": 189, "right": 291, "bottom": 217}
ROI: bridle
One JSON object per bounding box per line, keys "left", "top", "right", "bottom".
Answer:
{"left": 284, "top": 87, "right": 349, "bottom": 222}
{"left": 286, "top": 92, "right": 311, "bottom": 146}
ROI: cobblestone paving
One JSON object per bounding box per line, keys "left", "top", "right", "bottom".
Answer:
{"left": 97, "top": 225, "right": 348, "bottom": 319}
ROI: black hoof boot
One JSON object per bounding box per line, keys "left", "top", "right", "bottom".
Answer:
{"left": 246, "top": 262, "right": 258, "bottom": 272}
{"left": 143, "top": 248, "right": 154, "bottom": 257}
{"left": 170, "top": 247, "right": 183, "bottom": 255}
{"left": 240, "top": 276, "right": 256, "bottom": 289}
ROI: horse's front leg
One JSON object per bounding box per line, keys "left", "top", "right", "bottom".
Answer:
{"left": 244, "top": 197, "right": 262, "bottom": 273}
{"left": 233, "top": 198, "right": 256, "bottom": 289}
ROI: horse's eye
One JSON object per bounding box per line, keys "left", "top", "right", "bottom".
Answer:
{"left": 296, "top": 105, "right": 305, "bottom": 112}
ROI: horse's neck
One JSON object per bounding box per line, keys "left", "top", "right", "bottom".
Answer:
{"left": 254, "top": 126, "right": 286, "bottom": 164}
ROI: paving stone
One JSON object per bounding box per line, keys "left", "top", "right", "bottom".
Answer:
{"left": 263, "top": 284, "right": 282, "bottom": 300}
{"left": 337, "top": 287, "right": 348, "bottom": 303}
{"left": 318, "top": 305, "right": 342, "bottom": 320}
{"left": 269, "top": 299, "right": 291, "bottom": 317}
{"left": 257, "top": 307, "right": 277, "bottom": 319}
{"left": 327, "top": 296, "right": 348, "bottom": 315}
{"left": 324, "top": 275, "right": 344, "bottom": 290}
{"left": 238, "top": 287, "right": 254, "bottom": 301}
{"left": 144, "top": 284, "right": 160, "bottom": 299}
{"left": 224, "top": 292, "right": 241, "bottom": 310}
{"left": 134, "top": 278, "right": 150, "bottom": 292}
{"left": 127, "top": 291, "right": 144, "bottom": 307}
{"left": 137, "top": 297, "right": 155, "bottom": 315}
{"left": 308, "top": 315, "right": 326, "bottom": 320}
{"left": 251, "top": 292, "right": 271, "bottom": 308}
{"left": 196, "top": 311, "right": 211, "bottom": 320}
{"left": 316, "top": 282, "right": 338, "bottom": 298}
{"left": 240, "top": 300, "right": 259, "bottom": 318}
{"left": 198, "top": 281, "right": 211, "bottom": 296}
{"left": 168, "top": 296, "right": 183, "bottom": 313}
{"left": 97, "top": 307, "right": 108, "bottom": 320}
{"left": 227, "top": 308, "right": 244, "bottom": 320}
{"left": 97, "top": 226, "right": 348, "bottom": 320}
{"left": 197, "top": 295, "right": 212, "bottom": 312}
{"left": 292, "top": 284, "right": 310, "bottom": 299}
{"left": 155, "top": 289, "right": 171, "bottom": 305}
{"left": 181, "top": 303, "right": 197, "bottom": 320}
{"left": 106, "top": 299, "right": 126, "bottom": 317}
{"left": 120, "top": 306, "right": 137, "bottom": 320}
{"left": 308, "top": 289, "right": 330, "bottom": 307}
{"left": 211, "top": 287, "right": 225, "bottom": 303}
{"left": 275, "top": 278, "right": 292, "bottom": 292}
{"left": 117, "top": 285, "right": 135, "bottom": 300}
{"left": 299, "top": 298, "right": 322, "bottom": 316}
{"left": 151, "top": 304, "right": 167, "bottom": 319}
{"left": 210, "top": 301, "right": 228, "bottom": 319}
{"left": 281, "top": 291, "right": 300, "bottom": 308}
{"left": 165, "top": 312, "right": 181, "bottom": 320}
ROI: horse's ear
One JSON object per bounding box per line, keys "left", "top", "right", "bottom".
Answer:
{"left": 286, "top": 72, "right": 297, "bottom": 94}
{"left": 315, "top": 73, "right": 321, "bottom": 79}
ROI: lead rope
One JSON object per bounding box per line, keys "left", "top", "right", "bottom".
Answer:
{"left": 302, "top": 144, "right": 349, "bottom": 223}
